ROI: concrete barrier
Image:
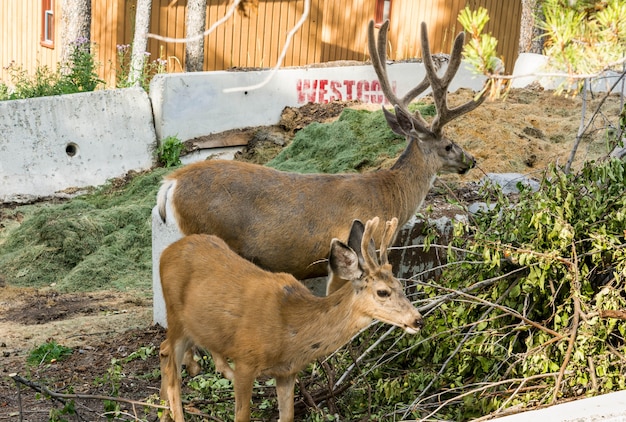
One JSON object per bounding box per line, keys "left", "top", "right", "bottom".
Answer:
{"left": 0, "top": 87, "right": 156, "bottom": 202}
{"left": 149, "top": 61, "right": 486, "bottom": 142}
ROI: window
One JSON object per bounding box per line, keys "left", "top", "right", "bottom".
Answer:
{"left": 41, "top": 0, "right": 54, "bottom": 48}
{"left": 374, "top": 0, "right": 392, "bottom": 26}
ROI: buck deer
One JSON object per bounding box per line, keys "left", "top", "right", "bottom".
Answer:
{"left": 159, "top": 217, "right": 422, "bottom": 422}
{"left": 156, "top": 20, "right": 485, "bottom": 290}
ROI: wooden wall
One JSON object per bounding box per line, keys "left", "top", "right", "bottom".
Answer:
{"left": 128, "top": 0, "right": 522, "bottom": 83}
{"left": 91, "top": 0, "right": 127, "bottom": 87}
{"left": 387, "top": 0, "right": 521, "bottom": 68}
{"left": 0, "top": 0, "right": 60, "bottom": 86}
{"left": 1, "top": 0, "right": 522, "bottom": 89}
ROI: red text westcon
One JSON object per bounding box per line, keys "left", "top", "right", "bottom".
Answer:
{"left": 296, "top": 79, "right": 397, "bottom": 104}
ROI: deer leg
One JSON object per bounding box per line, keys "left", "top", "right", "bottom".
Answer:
{"left": 275, "top": 373, "right": 297, "bottom": 422}
{"left": 233, "top": 364, "right": 256, "bottom": 422}
{"left": 160, "top": 337, "right": 189, "bottom": 422}
{"left": 212, "top": 351, "right": 235, "bottom": 381}
{"left": 182, "top": 346, "right": 202, "bottom": 377}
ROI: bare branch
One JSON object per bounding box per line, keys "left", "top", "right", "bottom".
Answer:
{"left": 223, "top": 0, "right": 311, "bottom": 93}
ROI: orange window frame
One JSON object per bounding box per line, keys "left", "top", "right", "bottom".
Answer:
{"left": 41, "top": 0, "right": 55, "bottom": 48}
{"left": 374, "top": 0, "right": 392, "bottom": 26}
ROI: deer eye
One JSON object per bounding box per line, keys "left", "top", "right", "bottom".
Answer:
{"left": 445, "top": 144, "right": 453, "bottom": 152}
{"left": 376, "top": 289, "right": 391, "bottom": 298}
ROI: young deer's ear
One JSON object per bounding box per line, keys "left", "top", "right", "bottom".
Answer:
{"left": 329, "top": 239, "right": 363, "bottom": 282}
{"left": 346, "top": 219, "right": 375, "bottom": 269}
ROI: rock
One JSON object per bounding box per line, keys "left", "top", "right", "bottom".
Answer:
{"left": 481, "top": 173, "right": 540, "bottom": 195}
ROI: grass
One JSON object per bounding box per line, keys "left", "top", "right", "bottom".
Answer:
{"left": 269, "top": 108, "right": 404, "bottom": 173}
{"left": 0, "top": 168, "right": 172, "bottom": 293}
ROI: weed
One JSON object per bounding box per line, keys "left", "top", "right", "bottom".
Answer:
{"left": 0, "top": 38, "right": 103, "bottom": 100}
{"left": 114, "top": 44, "right": 168, "bottom": 92}
{"left": 156, "top": 135, "right": 184, "bottom": 167}
{"left": 49, "top": 400, "right": 77, "bottom": 422}
{"left": 27, "top": 341, "right": 73, "bottom": 366}
{"left": 123, "top": 345, "right": 156, "bottom": 363}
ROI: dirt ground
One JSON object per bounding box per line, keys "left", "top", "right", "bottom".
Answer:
{"left": 0, "top": 87, "right": 623, "bottom": 421}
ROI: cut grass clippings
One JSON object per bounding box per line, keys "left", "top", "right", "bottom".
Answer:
{"left": 0, "top": 167, "right": 172, "bottom": 293}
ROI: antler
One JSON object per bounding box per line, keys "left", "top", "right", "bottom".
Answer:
{"left": 379, "top": 217, "right": 398, "bottom": 265}
{"left": 368, "top": 20, "right": 486, "bottom": 136}
{"left": 361, "top": 217, "right": 380, "bottom": 271}
{"left": 368, "top": 20, "right": 430, "bottom": 129}
{"left": 361, "top": 217, "right": 399, "bottom": 269}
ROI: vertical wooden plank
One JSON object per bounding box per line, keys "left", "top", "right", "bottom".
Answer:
{"left": 255, "top": 0, "right": 267, "bottom": 68}
{"left": 287, "top": 0, "right": 298, "bottom": 66}
{"left": 307, "top": 0, "right": 321, "bottom": 64}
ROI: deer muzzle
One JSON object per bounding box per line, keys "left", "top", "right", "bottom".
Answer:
{"left": 458, "top": 154, "right": 477, "bottom": 175}
{"left": 403, "top": 315, "right": 424, "bottom": 334}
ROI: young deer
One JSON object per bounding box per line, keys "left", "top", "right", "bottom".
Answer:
{"left": 156, "top": 20, "right": 485, "bottom": 283}
{"left": 159, "top": 217, "right": 422, "bottom": 422}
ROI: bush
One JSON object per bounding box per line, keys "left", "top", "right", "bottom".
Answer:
{"left": 342, "top": 158, "right": 626, "bottom": 420}
{"left": 0, "top": 37, "right": 103, "bottom": 101}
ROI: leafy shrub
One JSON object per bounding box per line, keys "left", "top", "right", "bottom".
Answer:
{"left": 0, "top": 37, "right": 103, "bottom": 100}
{"left": 356, "top": 158, "right": 626, "bottom": 420}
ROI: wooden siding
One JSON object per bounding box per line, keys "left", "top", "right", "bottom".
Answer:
{"left": 0, "top": 0, "right": 60, "bottom": 86}
{"left": 387, "top": 0, "right": 522, "bottom": 68}
{"left": 1, "top": 0, "right": 522, "bottom": 89}
{"left": 131, "top": 0, "right": 522, "bottom": 80}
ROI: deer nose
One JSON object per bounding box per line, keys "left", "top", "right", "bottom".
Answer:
{"left": 414, "top": 318, "right": 424, "bottom": 329}
{"left": 458, "top": 156, "right": 476, "bottom": 174}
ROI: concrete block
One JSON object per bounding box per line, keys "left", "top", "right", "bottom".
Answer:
{"left": 0, "top": 88, "right": 156, "bottom": 202}
{"left": 489, "top": 389, "right": 626, "bottom": 421}
{"left": 151, "top": 206, "right": 183, "bottom": 327}
{"left": 149, "top": 61, "right": 486, "bottom": 143}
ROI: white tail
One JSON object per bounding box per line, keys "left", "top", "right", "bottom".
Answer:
{"left": 156, "top": 20, "right": 484, "bottom": 281}
{"left": 159, "top": 217, "right": 422, "bottom": 422}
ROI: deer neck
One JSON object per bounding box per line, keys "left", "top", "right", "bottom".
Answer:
{"left": 385, "top": 138, "right": 438, "bottom": 222}
{"left": 279, "top": 285, "right": 372, "bottom": 362}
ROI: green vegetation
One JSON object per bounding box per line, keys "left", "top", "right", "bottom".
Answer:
{"left": 156, "top": 135, "right": 184, "bottom": 167}
{"left": 0, "top": 37, "right": 103, "bottom": 100}
{"left": 0, "top": 168, "right": 171, "bottom": 293}
{"left": 27, "top": 340, "right": 73, "bottom": 366}
{"left": 539, "top": 0, "right": 626, "bottom": 81}
{"left": 317, "top": 158, "right": 626, "bottom": 420}
{"left": 268, "top": 103, "right": 435, "bottom": 173}
{"left": 114, "top": 44, "right": 168, "bottom": 92}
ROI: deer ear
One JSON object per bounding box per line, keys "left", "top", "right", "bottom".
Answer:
{"left": 385, "top": 106, "right": 435, "bottom": 142}
{"left": 347, "top": 219, "right": 376, "bottom": 269}
{"left": 382, "top": 107, "right": 404, "bottom": 136}
{"left": 329, "top": 239, "right": 363, "bottom": 282}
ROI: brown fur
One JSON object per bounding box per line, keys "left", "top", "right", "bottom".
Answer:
{"left": 159, "top": 218, "right": 422, "bottom": 422}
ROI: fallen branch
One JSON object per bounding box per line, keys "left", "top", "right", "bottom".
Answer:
{"left": 599, "top": 309, "right": 626, "bottom": 320}
{"left": 8, "top": 373, "right": 226, "bottom": 422}
{"left": 414, "top": 280, "right": 564, "bottom": 339}
{"left": 551, "top": 243, "right": 582, "bottom": 403}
